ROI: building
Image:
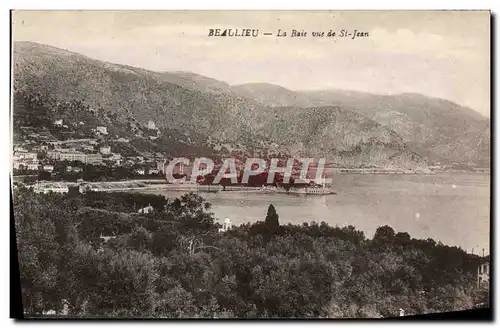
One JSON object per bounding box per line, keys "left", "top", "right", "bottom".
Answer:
{"left": 96, "top": 126, "right": 108, "bottom": 135}
{"left": 135, "top": 168, "right": 146, "bottom": 175}
{"left": 478, "top": 262, "right": 490, "bottom": 287}
{"left": 86, "top": 153, "right": 103, "bottom": 165}
{"left": 26, "top": 163, "right": 39, "bottom": 171}
{"left": 52, "top": 151, "right": 102, "bottom": 164}
{"left": 13, "top": 151, "right": 39, "bottom": 171}
{"left": 81, "top": 145, "right": 94, "bottom": 152}
{"left": 60, "top": 152, "right": 87, "bottom": 162}
{"left": 138, "top": 204, "right": 154, "bottom": 214}
{"left": 141, "top": 152, "right": 155, "bottom": 162}
{"left": 13, "top": 161, "right": 38, "bottom": 171}
{"left": 54, "top": 119, "right": 63, "bottom": 127}
{"left": 157, "top": 159, "right": 167, "bottom": 173}
{"left": 43, "top": 165, "right": 54, "bottom": 172}
{"left": 147, "top": 120, "right": 156, "bottom": 130}
{"left": 47, "top": 151, "right": 61, "bottom": 160}
{"left": 149, "top": 168, "right": 160, "bottom": 175}
{"left": 34, "top": 182, "right": 69, "bottom": 194}
{"left": 14, "top": 146, "right": 28, "bottom": 152}
{"left": 116, "top": 138, "right": 130, "bottom": 143}
{"left": 218, "top": 218, "right": 233, "bottom": 233}
{"left": 99, "top": 146, "right": 111, "bottom": 155}
{"left": 110, "top": 153, "right": 122, "bottom": 161}
{"left": 14, "top": 152, "right": 37, "bottom": 161}
{"left": 70, "top": 167, "right": 83, "bottom": 173}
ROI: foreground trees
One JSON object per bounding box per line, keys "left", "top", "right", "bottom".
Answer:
{"left": 12, "top": 188, "right": 487, "bottom": 318}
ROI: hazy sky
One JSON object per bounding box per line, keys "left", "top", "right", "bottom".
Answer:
{"left": 12, "top": 10, "right": 490, "bottom": 117}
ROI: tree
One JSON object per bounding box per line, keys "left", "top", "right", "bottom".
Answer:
{"left": 372, "top": 225, "right": 395, "bottom": 246}
{"left": 265, "top": 204, "right": 280, "bottom": 233}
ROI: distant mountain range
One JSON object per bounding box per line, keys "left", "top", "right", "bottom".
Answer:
{"left": 13, "top": 41, "right": 490, "bottom": 169}
{"left": 231, "top": 83, "right": 490, "bottom": 167}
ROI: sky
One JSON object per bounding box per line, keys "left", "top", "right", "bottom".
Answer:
{"left": 12, "top": 10, "right": 491, "bottom": 117}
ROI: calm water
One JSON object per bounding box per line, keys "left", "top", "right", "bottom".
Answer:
{"left": 144, "top": 172, "right": 490, "bottom": 254}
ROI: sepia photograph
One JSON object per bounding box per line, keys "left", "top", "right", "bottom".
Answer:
{"left": 10, "top": 10, "right": 491, "bottom": 319}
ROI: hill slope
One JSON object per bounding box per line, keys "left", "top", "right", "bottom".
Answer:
{"left": 231, "top": 83, "right": 490, "bottom": 168}
{"left": 13, "top": 41, "right": 426, "bottom": 169}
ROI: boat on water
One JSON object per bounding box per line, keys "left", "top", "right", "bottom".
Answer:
{"left": 257, "top": 177, "right": 334, "bottom": 195}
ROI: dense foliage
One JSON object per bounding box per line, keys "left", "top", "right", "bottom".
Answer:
{"left": 13, "top": 188, "right": 488, "bottom": 318}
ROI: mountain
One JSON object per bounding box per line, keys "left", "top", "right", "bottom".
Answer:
{"left": 13, "top": 41, "right": 427, "bottom": 169}
{"left": 231, "top": 84, "right": 490, "bottom": 168}
{"left": 13, "top": 41, "right": 260, "bottom": 143}
{"left": 231, "top": 83, "right": 313, "bottom": 107}
{"left": 157, "top": 71, "right": 234, "bottom": 95}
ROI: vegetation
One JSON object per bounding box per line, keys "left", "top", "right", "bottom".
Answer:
{"left": 13, "top": 188, "right": 488, "bottom": 318}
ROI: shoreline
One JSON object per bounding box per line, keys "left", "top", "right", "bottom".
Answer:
{"left": 16, "top": 170, "right": 489, "bottom": 193}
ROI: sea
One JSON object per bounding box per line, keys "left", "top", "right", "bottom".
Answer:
{"left": 143, "top": 172, "right": 491, "bottom": 254}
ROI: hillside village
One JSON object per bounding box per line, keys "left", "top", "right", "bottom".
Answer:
{"left": 11, "top": 91, "right": 295, "bottom": 186}
{"left": 12, "top": 91, "right": 171, "bottom": 181}
{"left": 13, "top": 122, "right": 167, "bottom": 178}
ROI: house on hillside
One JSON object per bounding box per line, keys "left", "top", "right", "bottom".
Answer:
{"left": 147, "top": 120, "right": 156, "bottom": 130}
{"left": 81, "top": 145, "right": 95, "bottom": 152}
{"left": 157, "top": 159, "right": 167, "bottom": 174}
{"left": 138, "top": 204, "right": 154, "bottom": 214}
{"left": 478, "top": 261, "right": 490, "bottom": 288}
{"left": 218, "top": 218, "right": 233, "bottom": 233}
{"left": 43, "top": 165, "right": 54, "bottom": 172}
{"left": 66, "top": 166, "right": 83, "bottom": 173}
{"left": 99, "top": 146, "right": 111, "bottom": 155}
{"left": 141, "top": 152, "right": 155, "bottom": 162}
{"left": 96, "top": 126, "right": 108, "bottom": 135}
{"left": 54, "top": 119, "right": 63, "bottom": 127}
{"left": 14, "top": 145, "right": 28, "bottom": 153}
{"left": 26, "top": 163, "right": 39, "bottom": 171}
{"left": 116, "top": 137, "right": 130, "bottom": 143}
{"left": 154, "top": 152, "right": 165, "bottom": 160}
{"left": 86, "top": 153, "right": 103, "bottom": 165}
{"left": 135, "top": 168, "right": 146, "bottom": 175}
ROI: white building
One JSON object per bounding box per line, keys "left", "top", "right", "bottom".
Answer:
{"left": 14, "top": 152, "right": 38, "bottom": 161}
{"left": 116, "top": 138, "right": 130, "bottom": 143}
{"left": 34, "top": 182, "right": 69, "bottom": 194}
{"left": 96, "top": 126, "right": 108, "bottom": 135}
{"left": 478, "top": 262, "right": 490, "bottom": 287}
{"left": 54, "top": 119, "right": 63, "bottom": 127}
{"left": 26, "top": 163, "right": 39, "bottom": 171}
{"left": 99, "top": 146, "right": 111, "bottom": 155}
{"left": 218, "top": 218, "right": 233, "bottom": 232}
{"left": 135, "top": 168, "right": 146, "bottom": 175}
{"left": 157, "top": 160, "right": 167, "bottom": 173}
{"left": 43, "top": 165, "right": 54, "bottom": 172}
{"left": 147, "top": 120, "right": 156, "bottom": 130}
{"left": 81, "top": 145, "right": 94, "bottom": 151}
{"left": 138, "top": 204, "right": 154, "bottom": 214}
